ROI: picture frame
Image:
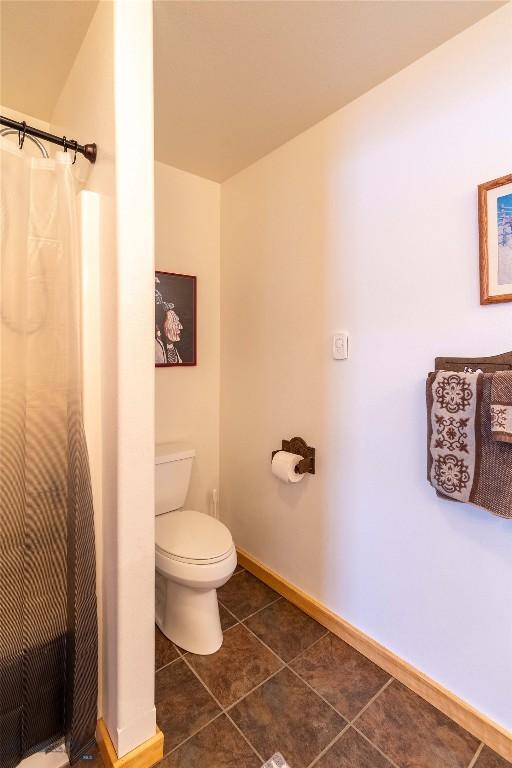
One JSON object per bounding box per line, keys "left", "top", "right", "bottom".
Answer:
{"left": 479, "top": 173, "right": 512, "bottom": 304}
{"left": 155, "top": 271, "right": 197, "bottom": 366}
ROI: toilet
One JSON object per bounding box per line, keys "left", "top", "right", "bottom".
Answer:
{"left": 155, "top": 441, "right": 237, "bottom": 655}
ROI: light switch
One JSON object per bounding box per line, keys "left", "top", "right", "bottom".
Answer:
{"left": 332, "top": 332, "right": 348, "bottom": 360}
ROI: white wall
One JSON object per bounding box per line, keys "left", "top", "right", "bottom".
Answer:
{"left": 51, "top": 0, "right": 156, "bottom": 756}
{"left": 221, "top": 4, "right": 512, "bottom": 732}
{"left": 155, "top": 162, "right": 220, "bottom": 515}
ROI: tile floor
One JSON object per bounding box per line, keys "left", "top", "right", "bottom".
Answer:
{"left": 150, "top": 567, "right": 511, "bottom": 768}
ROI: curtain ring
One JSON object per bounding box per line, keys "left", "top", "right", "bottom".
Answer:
{"left": 72, "top": 140, "right": 78, "bottom": 165}
{"left": 18, "top": 121, "right": 26, "bottom": 150}
{"left": 63, "top": 136, "right": 67, "bottom": 152}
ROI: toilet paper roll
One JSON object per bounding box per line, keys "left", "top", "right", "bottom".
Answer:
{"left": 271, "top": 451, "right": 305, "bottom": 483}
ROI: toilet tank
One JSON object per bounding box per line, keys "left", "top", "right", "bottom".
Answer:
{"left": 155, "top": 442, "right": 195, "bottom": 516}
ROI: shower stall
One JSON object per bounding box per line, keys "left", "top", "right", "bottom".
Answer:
{"left": 1, "top": 2, "right": 157, "bottom": 765}
{"left": 0, "top": 120, "right": 99, "bottom": 768}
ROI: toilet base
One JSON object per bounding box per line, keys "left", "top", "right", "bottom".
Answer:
{"left": 156, "top": 570, "right": 224, "bottom": 655}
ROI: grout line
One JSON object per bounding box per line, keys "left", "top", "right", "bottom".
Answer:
{"left": 217, "top": 599, "right": 238, "bottom": 619}
{"left": 345, "top": 678, "right": 402, "bottom": 768}
{"left": 181, "top": 653, "right": 226, "bottom": 710}
{"left": 286, "top": 669, "right": 398, "bottom": 768}
{"left": 467, "top": 743, "right": 484, "bottom": 768}
{"left": 180, "top": 649, "right": 265, "bottom": 763}
{"left": 183, "top": 625, "right": 284, "bottom": 712}
{"left": 239, "top": 608, "right": 392, "bottom": 736}
{"left": 224, "top": 710, "right": 266, "bottom": 764}
{"left": 239, "top": 605, "right": 333, "bottom": 674}
{"left": 164, "top": 711, "right": 224, "bottom": 758}
{"left": 285, "top": 664, "right": 350, "bottom": 722}
{"left": 350, "top": 724, "right": 402, "bottom": 768}
{"left": 284, "top": 667, "right": 396, "bottom": 768}
{"left": 167, "top": 599, "right": 289, "bottom": 759}
{"left": 239, "top": 616, "right": 292, "bottom": 666}
{"left": 223, "top": 620, "right": 240, "bottom": 632}
{"left": 225, "top": 667, "right": 283, "bottom": 712}
{"left": 155, "top": 650, "right": 184, "bottom": 674}
{"left": 349, "top": 677, "right": 394, "bottom": 726}
{"left": 218, "top": 616, "right": 356, "bottom": 762}
{"left": 306, "top": 722, "right": 351, "bottom": 768}
{"left": 286, "top": 629, "right": 329, "bottom": 665}
{"left": 222, "top": 620, "right": 241, "bottom": 634}
{"left": 218, "top": 594, "right": 282, "bottom": 624}
{"left": 242, "top": 595, "right": 283, "bottom": 621}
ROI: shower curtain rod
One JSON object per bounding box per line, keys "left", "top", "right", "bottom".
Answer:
{"left": 0, "top": 115, "right": 97, "bottom": 163}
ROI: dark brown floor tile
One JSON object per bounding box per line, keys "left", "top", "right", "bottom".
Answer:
{"left": 357, "top": 680, "right": 479, "bottom": 768}
{"left": 162, "top": 714, "right": 260, "bottom": 768}
{"left": 315, "top": 727, "right": 392, "bottom": 768}
{"left": 156, "top": 626, "right": 180, "bottom": 670}
{"left": 290, "top": 632, "right": 391, "bottom": 719}
{"left": 230, "top": 667, "right": 346, "bottom": 768}
{"left": 187, "top": 623, "right": 283, "bottom": 707}
{"left": 218, "top": 571, "right": 279, "bottom": 620}
{"left": 245, "top": 598, "right": 326, "bottom": 662}
{"left": 475, "top": 746, "right": 512, "bottom": 768}
{"left": 233, "top": 563, "right": 245, "bottom": 574}
{"left": 219, "top": 603, "right": 238, "bottom": 631}
{"left": 155, "top": 659, "right": 221, "bottom": 752}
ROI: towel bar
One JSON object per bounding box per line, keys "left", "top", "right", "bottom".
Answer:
{"left": 435, "top": 351, "right": 512, "bottom": 372}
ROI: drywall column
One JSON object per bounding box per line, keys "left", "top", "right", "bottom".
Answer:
{"left": 110, "top": 0, "right": 156, "bottom": 756}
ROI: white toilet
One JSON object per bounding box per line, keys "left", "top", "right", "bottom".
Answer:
{"left": 155, "top": 442, "right": 237, "bottom": 655}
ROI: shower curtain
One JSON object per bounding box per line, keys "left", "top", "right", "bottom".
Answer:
{"left": 0, "top": 141, "right": 98, "bottom": 767}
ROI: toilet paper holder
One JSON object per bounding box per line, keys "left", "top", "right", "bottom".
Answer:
{"left": 272, "top": 436, "right": 316, "bottom": 475}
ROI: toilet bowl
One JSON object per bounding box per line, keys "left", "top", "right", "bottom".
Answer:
{"left": 155, "top": 443, "right": 236, "bottom": 655}
{"left": 155, "top": 510, "right": 236, "bottom": 654}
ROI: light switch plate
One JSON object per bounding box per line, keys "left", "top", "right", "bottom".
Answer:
{"left": 332, "top": 331, "right": 348, "bottom": 360}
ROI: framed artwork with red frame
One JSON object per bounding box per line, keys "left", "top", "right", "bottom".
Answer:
{"left": 155, "top": 271, "right": 197, "bottom": 366}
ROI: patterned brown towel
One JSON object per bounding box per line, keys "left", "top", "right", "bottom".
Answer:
{"left": 491, "top": 371, "right": 512, "bottom": 443}
{"left": 427, "top": 371, "right": 512, "bottom": 518}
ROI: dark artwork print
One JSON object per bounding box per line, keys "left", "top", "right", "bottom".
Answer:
{"left": 155, "top": 272, "right": 197, "bottom": 366}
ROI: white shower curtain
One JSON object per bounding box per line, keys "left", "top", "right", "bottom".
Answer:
{"left": 0, "top": 140, "right": 98, "bottom": 767}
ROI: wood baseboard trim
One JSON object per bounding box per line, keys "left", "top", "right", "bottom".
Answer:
{"left": 96, "top": 719, "right": 164, "bottom": 768}
{"left": 237, "top": 546, "right": 512, "bottom": 761}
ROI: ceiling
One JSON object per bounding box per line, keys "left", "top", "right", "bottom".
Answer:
{"left": 0, "top": 1, "right": 505, "bottom": 181}
{"left": 0, "top": 1, "right": 98, "bottom": 123}
{"left": 154, "top": 1, "right": 505, "bottom": 181}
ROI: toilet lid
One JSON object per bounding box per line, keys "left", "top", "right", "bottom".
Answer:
{"left": 156, "top": 510, "right": 234, "bottom": 564}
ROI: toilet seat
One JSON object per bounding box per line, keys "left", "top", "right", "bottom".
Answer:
{"left": 156, "top": 509, "right": 234, "bottom": 565}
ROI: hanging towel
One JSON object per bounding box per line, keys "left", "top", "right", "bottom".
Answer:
{"left": 490, "top": 371, "right": 512, "bottom": 443}
{"left": 426, "top": 371, "right": 512, "bottom": 518}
